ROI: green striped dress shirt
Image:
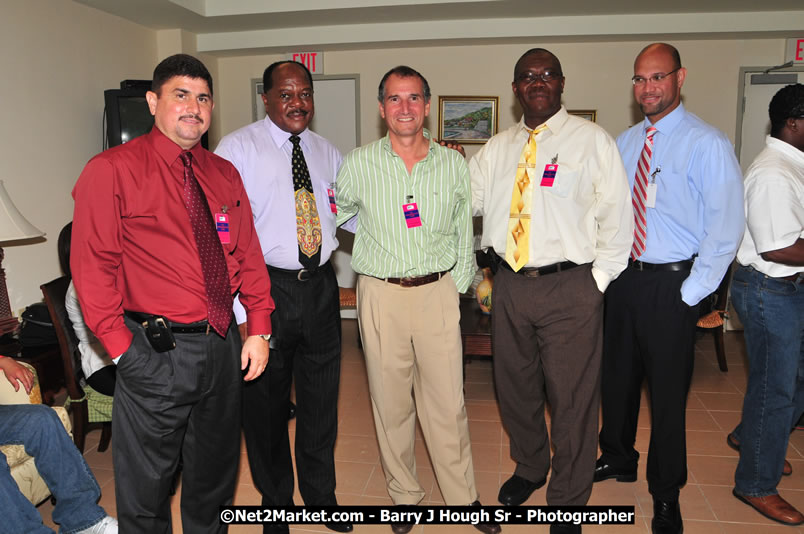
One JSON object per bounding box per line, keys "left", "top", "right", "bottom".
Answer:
{"left": 335, "top": 130, "right": 474, "bottom": 293}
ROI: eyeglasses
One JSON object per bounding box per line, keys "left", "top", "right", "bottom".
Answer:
{"left": 632, "top": 68, "right": 681, "bottom": 86}
{"left": 516, "top": 71, "right": 563, "bottom": 84}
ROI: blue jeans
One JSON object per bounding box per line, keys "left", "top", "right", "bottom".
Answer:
{"left": 0, "top": 404, "right": 106, "bottom": 534}
{"left": 731, "top": 264, "right": 804, "bottom": 497}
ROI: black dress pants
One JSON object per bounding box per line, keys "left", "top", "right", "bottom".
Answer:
{"left": 242, "top": 262, "right": 341, "bottom": 520}
{"left": 598, "top": 266, "right": 699, "bottom": 501}
{"left": 112, "top": 316, "right": 242, "bottom": 534}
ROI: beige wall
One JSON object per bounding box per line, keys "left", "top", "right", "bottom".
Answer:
{"left": 0, "top": 0, "right": 157, "bottom": 313}
{"left": 214, "top": 38, "right": 785, "bottom": 162}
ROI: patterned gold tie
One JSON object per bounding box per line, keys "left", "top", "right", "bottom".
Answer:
{"left": 505, "top": 124, "right": 548, "bottom": 271}
{"left": 289, "top": 135, "right": 322, "bottom": 269}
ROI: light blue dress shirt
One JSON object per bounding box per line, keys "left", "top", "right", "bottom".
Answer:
{"left": 215, "top": 116, "right": 345, "bottom": 323}
{"left": 616, "top": 104, "right": 745, "bottom": 306}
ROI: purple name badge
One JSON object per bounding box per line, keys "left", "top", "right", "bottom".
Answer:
{"left": 403, "top": 203, "right": 422, "bottom": 228}
{"left": 215, "top": 213, "right": 230, "bottom": 244}
{"left": 540, "top": 164, "right": 558, "bottom": 187}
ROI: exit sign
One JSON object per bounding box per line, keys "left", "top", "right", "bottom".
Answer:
{"left": 785, "top": 38, "right": 804, "bottom": 63}
{"left": 285, "top": 52, "right": 323, "bottom": 74}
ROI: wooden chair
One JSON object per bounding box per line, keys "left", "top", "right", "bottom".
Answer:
{"left": 697, "top": 263, "right": 733, "bottom": 372}
{"left": 40, "top": 277, "right": 112, "bottom": 453}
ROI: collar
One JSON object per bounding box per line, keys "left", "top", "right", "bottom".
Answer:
{"left": 517, "top": 106, "right": 568, "bottom": 138}
{"left": 765, "top": 135, "right": 804, "bottom": 166}
{"left": 381, "top": 128, "right": 435, "bottom": 156}
{"left": 148, "top": 126, "right": 206, "bottom": 169}
{"left": 641, "top": 103, "right": 686, "bottom": 137}
{"left": 264, "top": 115, "right": 311, "bottom": 150}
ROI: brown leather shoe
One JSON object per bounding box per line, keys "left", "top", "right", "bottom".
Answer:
{"left": 726, "top": 433, "right": 792, "bottom": 476}
{"left": 733, "top": 489, "right": 804, "bottom": 525}
{"left": 390, "top": 524, "right": 413, "bottom": 534}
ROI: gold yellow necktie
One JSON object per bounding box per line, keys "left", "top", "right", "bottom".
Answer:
{"left": 505, "top": 124, "right": 548, "bottom": 271}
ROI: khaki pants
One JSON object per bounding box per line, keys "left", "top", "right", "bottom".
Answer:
{"left": 357, "top": 273, "right": 477, "bottom": 505}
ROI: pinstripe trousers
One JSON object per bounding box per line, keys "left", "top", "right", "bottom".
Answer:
{"left": 242, "top": 262, "right": 342, "bottom": 515}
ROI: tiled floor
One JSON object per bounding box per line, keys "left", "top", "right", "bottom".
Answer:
{"left": 38, "top": 321, "right": 804, "bottom": 533}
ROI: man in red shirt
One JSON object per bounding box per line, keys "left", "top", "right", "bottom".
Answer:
{"left": 71, "top": 54, "right": 274, "bottom": 533}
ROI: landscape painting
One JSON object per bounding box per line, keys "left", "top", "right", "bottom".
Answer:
{"left": 438, "top": 96, "right": 499, "bottom": 144}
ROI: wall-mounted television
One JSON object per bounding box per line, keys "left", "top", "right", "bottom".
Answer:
{"left": 104, "top": 87, "right": 209, "bottom": 150}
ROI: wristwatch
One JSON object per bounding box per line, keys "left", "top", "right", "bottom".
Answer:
{"left": 258, "top": 334, "right": 271, "bottom": 342}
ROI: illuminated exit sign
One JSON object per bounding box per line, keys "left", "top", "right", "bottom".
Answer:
{"left": 785, "top": 38, "right": 804, "bottom": 63}
{"left": 285, "top": 52, "right": 323, "bottom": 74}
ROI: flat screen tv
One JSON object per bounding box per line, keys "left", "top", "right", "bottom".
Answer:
{"left": 104, "top": 89, "right": 153, "bottom": 148}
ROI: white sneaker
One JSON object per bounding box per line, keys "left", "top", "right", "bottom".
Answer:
{"left": 76, "top": 515, "right": 118, "bottom": 534}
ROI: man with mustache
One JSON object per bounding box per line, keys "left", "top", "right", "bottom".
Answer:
{"left": 71, "top": 54, "right": 273, "bottom": 533}
{"left": 215, "top": 60, "right": 352, "bottom": 534}
{"left": 336, "top": 66, "right": 499, "bottom": 534}
{"left": 469, "top": 48, "right": 632, "bottom": 534}
{"left": 594, "top": 43, "right": 744, "bottom": 534}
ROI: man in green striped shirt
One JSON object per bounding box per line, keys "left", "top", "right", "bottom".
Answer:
{"left": 336, "top": 66, "right": 498, "bottom": 534}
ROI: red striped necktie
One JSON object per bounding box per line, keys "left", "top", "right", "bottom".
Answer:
{"left": 631, "top": 126, "right": 657, "bottom": 260}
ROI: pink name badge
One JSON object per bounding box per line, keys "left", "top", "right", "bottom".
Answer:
{"left": 403, "top": 203, "right": 422, "bottom": 228}
{"left": 327, "top": 188, "right": 337, "bottom": 214}
{"left": 540, "top": 164, "right": 558, "bottom": 187}
{"left": 215, "top": 213, "right": 230, "bottom": 244}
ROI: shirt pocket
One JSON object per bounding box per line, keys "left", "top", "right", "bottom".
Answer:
{"left": 539, "top": 162, "right": 580, "bottom": 199}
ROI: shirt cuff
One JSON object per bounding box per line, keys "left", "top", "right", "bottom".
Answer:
{"left": 591, "top": 266, "right": 611, "bottom": 293}
{"left": 245, "top": 312, "right": 272, "bottom": 337}
{"left": 99, "top": 328, "right": 133, "bottom": 361}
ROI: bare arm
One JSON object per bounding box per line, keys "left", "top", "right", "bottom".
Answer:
{"left": 760, "top": 238, "right": 804, "bottom": 267}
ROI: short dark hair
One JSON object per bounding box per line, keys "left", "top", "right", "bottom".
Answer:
{"left": 57, "top": 222, "right": 72, "bottom": 279}
{"left": 151, "top": 54, "right": 213, "bottom": 96}
{"left": 377, "top": 66, "right": 431, "bottom": 103}
{"left": 514, "top": 48, "right": 563, "bottom": 81}
{"left": 769, "top": 83, "right": 804, "bottom": 137}
{"left": 262, "top": 61, "right": 313, "bottom": 93}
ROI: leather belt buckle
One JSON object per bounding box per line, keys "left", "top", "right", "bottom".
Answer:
{"left": 297, "top": 269, "right": 312, "bottom": 282}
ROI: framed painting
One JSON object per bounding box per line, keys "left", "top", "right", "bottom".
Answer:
{"left": 568, "top": 109, "right": 597, "bottom": 122}
{"left": 438, "top": 96, "right": 499, "bottom": 144}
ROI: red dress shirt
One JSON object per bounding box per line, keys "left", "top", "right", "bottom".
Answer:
{"left": 71, "top": 128, "right": 274, "bottom": 357}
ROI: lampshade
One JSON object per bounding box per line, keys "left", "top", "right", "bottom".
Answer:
{"left": 0, "top": 180, "right": 44, "bottom": 242}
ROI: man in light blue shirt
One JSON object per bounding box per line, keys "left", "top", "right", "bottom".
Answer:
{"left": 594, "top": 43, "right": 744, "bottom": 534}
{"left": 215, "top": 61, "right": 352, "bottom": 534}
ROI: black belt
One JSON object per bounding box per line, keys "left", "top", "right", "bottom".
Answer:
{"left": 629, "top": 258, "right": 693, "bottom": 272}
{"left": 267, "top": 261, "right": 330, "bottom": 282}
{"left": 384, "top": 270, "right": 449, "bottom": 287}
{"left": 490, "top": 250, "right": 579, "bottom": 277}
{"left": 124, "top": 311, "right": 210, "bottom": 334}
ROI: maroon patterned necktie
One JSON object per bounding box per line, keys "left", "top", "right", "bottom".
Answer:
{"left": 631, "top": 126, "right": 657, "bottom": 259}
{"left": 179, "top": 151, "right": 232, "bottom": 336}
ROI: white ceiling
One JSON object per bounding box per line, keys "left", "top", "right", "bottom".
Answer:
{"left": 73, "top": 0, "right": 804, "bottom": 55}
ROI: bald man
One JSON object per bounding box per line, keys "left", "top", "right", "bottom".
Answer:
{"left": 594, "top": 43, "right": 744, "bottom": 534}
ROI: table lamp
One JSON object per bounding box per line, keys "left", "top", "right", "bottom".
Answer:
{"left": 0, "top": 180, "right": 45, "bottom": 335}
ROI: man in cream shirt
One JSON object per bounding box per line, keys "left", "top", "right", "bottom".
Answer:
{"left": 469, "top": 47, "right": 632, "bottom": 534}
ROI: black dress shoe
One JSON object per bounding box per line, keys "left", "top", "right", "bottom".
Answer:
{"left": 550, "top": 523, "right": 581, "bottom": 534}
{"left": 326, "top": 521, "right": 354, "bottom": 533}
{"left": 651, "top": 498, "right": 682, "bottom": 534}
{"left": 498, "top": 474, "right": 547, "bottom": 506}
{"left": 470, "top": 500, "right": 501, "bottom": 534}
{"left": 391, "top": 524, "right": 414, "bottom": 534}
{"left": 593, "top": 458, "right": 637, "bottom": 483}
